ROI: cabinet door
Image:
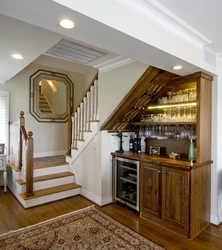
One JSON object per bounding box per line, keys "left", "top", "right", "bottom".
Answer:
{"left": 141, "top": 162, "right": 162, "bottom": 218}
{"left": 162, "top": 167, "right": 189, "bottom": 230}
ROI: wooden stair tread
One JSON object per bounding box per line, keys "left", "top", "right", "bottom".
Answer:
{"left": 34, "top": 161, "right": 69, "bottom": 169}
{"left": 16, "top": 171, "right": 74, "bottom": 185}
{"left": 20, "top": 183, "right": 81, "bottom": 200}
{"left": 7, "top": 162, "right": 21, "bottom": 172}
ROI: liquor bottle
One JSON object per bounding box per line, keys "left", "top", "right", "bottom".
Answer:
{"left": 129, "top": 135, "right": 133, "bottom": 151}
{"left": 137, "top": 135, "right": 141, "bottom": 153}
{"left": 188, "top": 138, "right": 196, "bottom": 162}
{"left": 133, "top": 134, "right": 138, "bottom": 152}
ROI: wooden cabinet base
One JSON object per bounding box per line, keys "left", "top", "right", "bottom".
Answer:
{"left": 140, "top": 215, "right": 188, "bottom": 238}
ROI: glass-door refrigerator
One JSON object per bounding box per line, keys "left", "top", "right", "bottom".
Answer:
{"left": 114, "top": 157, "right": 140, "bottom": 211}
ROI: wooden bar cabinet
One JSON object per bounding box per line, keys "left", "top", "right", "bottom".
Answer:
{"left": 111, "top": 71, "right": 213, "bottom": 239}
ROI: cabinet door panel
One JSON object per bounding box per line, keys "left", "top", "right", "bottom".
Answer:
{"left": 141, "top": 163, "right": 161, "bottom": 218}
{"left": 162, "top": 167, "right": 189, "bottom": 230}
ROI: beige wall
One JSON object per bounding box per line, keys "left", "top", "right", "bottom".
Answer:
{"left": 0, "top": 62, "right": 86, "bottom": 157}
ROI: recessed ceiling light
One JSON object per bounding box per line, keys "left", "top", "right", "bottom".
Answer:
{"left": 60, "top": 19, "right": 75, "bottom": 29}
{"left": 173, "top": 65, "right": 182, "bottom": 70}
{"left": 11, "top": 54, "right": 24, "bottom": 60}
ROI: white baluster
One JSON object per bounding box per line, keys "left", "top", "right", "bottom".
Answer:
{"left": 90, "top": 85, "right": 94, "bottom": 121}
{"left": 71, "top": 115, "right": 75, "bottom": 148}
{"left": 80, "top": 102, "right": 84, "bottom": 140}
{"left": 94, "top": 80, "right": 98, "bottom": 120}
{"left": 86, "top": 91, "right": 91, "bottom": 131}
{"left": 74, "top": 112, "right": 78, "bottom": 148}
{"left": 77, "top": 107, "right": 80, "bottom": 140}
{"left": 83, "top": 97, "right": 87, "bottom": 131}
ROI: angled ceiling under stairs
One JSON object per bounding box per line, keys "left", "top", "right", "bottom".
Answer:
{"left": 100, "top": 66, "right": 180, "bottom": 132}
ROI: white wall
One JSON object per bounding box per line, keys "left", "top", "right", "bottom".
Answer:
{"left": 98, "top": 62, "right": 148, "bottom": 204}
{"left": 85, "top": 67, "right": 98, "bottom": 89}
{"left": 0, "top": 62, "right": 85, "bottom": 157}
{"left": 99, "top": 61, "right": 148, "bottom": 125}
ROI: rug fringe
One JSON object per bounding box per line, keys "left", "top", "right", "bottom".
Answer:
{"left": 0, "top": 205, "right": 95, "bottom": 237}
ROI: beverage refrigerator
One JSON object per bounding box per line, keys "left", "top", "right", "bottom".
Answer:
{"left": 113, "top": 157, "right": 140, "bottom": 212}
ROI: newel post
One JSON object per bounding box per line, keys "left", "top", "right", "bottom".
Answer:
{"left": 25, "top": 131, "right": 34, "bottom": 197}
{"left": 18, "top": 111, "right": 25, "bottom": 168}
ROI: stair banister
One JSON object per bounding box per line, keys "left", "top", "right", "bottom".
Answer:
{"left": 18, "top": 111, "right": 34, "bottom": 197}
{"left": 67, "top": 72, "right": 98, "bottom": 153}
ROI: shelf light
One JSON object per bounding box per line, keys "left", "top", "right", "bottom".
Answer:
{"left": 148, "top": 102, "right": 197, "bottom": 110}
{"left": 173, "top": 65, "right": 182, "bottom": 70}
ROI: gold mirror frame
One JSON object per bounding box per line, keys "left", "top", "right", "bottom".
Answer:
{"left": 29, "top": 69, "right": 74, "bottom": 122}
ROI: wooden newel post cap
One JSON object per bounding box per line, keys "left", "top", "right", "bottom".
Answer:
{"left": 20, "top": 111, "right": 24, "bottom": 117}
{"left": 28, "top": 131, "right": 33, "bottom": 137}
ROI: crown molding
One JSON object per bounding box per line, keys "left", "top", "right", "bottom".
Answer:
{"left": 0, "top": 77, "right": 8, "bottom": 84}
{"left": 112, "top": 0, "right": 211, "bottom": 50}
{"left": 93, "top": 56, "right": 135, "bottom": 72}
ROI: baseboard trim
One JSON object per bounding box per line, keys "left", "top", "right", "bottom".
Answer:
{"left": 210, "top": 212, "right": 222, "bottom": 225}
{"left": 81, "top": 189, "right": 102, "bottom": 205}
{"left": 80, "top": 189, "right": 113, "bottom": 206}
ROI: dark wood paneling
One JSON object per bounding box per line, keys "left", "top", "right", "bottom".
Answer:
{"left": 162, "top": 167, "right": 189, "bottom": 231}
{"left": 141, "top": 162, "right": 162, "bottom": 218}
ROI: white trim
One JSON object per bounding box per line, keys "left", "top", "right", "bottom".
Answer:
{"left": 210, "top": 212, "right": 222, "bottom": 225}
{"left": 0, "top": 91, "right": 9, "bottom": 154}
{"left": 81, "top": 188, "right": 102, "bottom": 205}
{"left": 94, "top": 56, "right": 135, "bottom": 72}
{"left": 112, "top": 0, "right": 212, "bottom": 50}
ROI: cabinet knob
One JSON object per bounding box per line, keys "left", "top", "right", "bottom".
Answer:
{"left": 158, "top": 170, "right": 162, "bottom": 173}
{"left": 161, "top": 171, "right": 165, "bottom": 174}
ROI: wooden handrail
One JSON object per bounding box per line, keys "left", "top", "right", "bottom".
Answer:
{"left": 20, "top": 126, "right": 28, "bottom": 140}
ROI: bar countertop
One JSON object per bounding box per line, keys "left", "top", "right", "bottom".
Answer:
{"left": 111, "top": 151, "right": 213, "bottom": 170}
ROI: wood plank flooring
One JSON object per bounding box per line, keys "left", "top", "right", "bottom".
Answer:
{"left": 0, "top": 187, "right": 222, "bottom": 250}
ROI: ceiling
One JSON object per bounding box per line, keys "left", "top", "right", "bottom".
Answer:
{"left": 0, "top": 0, "right": 221, "bottom": 84}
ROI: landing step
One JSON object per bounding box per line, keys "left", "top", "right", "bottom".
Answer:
{"left": 16, "top": 171, "right": 74, "bottom": 185}
{"left": 20, "top": 183, "right": 81, "bottom": 200}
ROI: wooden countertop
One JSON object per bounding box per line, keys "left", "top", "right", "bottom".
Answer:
{"left": 111, "top": 151, "right": 213, "bottom": 170}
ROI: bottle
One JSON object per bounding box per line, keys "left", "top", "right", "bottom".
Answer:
{"left": 137, "top": 135, "right": 141, "bottom": 153}
{"left": 133, "top": 134, "right": 138, "bottom": 152}
{"left": 188, "top": 139, "right": 196, "bottom": 162}
{"left": 129, "top": 135, "right": 133, "bottom": 151}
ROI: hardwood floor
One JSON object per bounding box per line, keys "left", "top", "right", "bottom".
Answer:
{"left": 0, "top": 187, "right": 222, "bottom": 250}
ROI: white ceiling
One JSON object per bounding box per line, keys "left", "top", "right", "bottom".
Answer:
{"left": 0, "top": 0, "right": 221, "bottom": 83}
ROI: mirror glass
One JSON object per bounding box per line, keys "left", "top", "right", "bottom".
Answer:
{"left": 30, "top": 70, "right": 74, "bottom": 122}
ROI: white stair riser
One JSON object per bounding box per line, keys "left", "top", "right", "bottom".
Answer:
{"left": 16, "top": 175, "right": 76, "bottom": 193}
{"left": 34, "top": 165, "right": 69, "bottom": 176}
{"left": 24, "top": 188, "right": 81, "bottom": 208}
{"left": 33, "top": 176, "right": 75, "bottom": 190}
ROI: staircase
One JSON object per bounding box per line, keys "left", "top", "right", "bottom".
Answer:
{"left": 7, "top": 156, "right": 81, "bottom": 208}
{"left": 39, "top": 94, "right": 53, "bottom": 114}
{"left": 7, "top": 75, "right": 99, "bottom": 208}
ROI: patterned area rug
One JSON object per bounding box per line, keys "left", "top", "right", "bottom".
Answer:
{"left": 34, "top": 155, "right": 66, "bottom": 166}
{"left": 0, "top": 205, "right": 165, "bottom": 250}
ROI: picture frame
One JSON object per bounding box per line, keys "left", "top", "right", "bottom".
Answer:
{"left": 0, "top": 144, "right": 5, "bottom": 154}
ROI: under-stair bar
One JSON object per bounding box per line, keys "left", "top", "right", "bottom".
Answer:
{"left": 18, "top": 111, "right": 34, "bottom": 197}
{"left": 70, "top": 75, "right": 98, "bottom": 152}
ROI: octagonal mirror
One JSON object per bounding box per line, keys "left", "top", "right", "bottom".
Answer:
{"left": 30, "top": 69, "right": 74, "bottom": 122}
